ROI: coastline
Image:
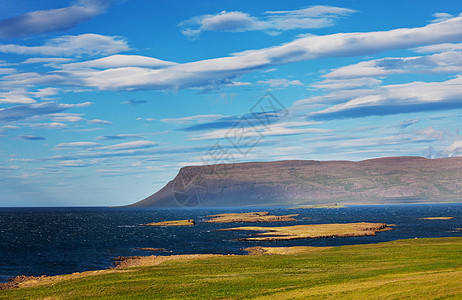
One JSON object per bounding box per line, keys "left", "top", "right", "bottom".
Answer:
{"left": 0, "top": 253, "right": 233, "bottom": 291}
{"left": 1, "top": 237, "right": 461, "bottom": 298}
{"left": 1, "top": 203, "right": 460, "bottom": 288}
{"left": 1, "top": 222, "right": 394, "bottom": 290}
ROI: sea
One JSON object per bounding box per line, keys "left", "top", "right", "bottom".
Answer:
{"left": 0, "top": 203, "right": 461, "bottom": 283}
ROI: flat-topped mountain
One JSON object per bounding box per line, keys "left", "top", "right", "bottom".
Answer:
{"left": 129, "top": 156, "right": 462, "bottom": 207}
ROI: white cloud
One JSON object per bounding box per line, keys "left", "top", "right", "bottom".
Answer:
{"left": 33, "top": 87, "right": 59, "bottom": 98}
{"left": 87, "top": 119, "right": 112, "bottom": 125}
{"left": 61, "top": 55, "right": 176, "bottom": 69}
{"left": 325, "top": 51, "right": 462, "bottom": 79}
{"left": 0, "top": 102, "right": 90, "bottom": 122}
{"left": 136, "top": 117, "right": 155, "bottom": 122}
{"left": 414, "top": 41, "right": 462, "bottom": 53}
{"left": 95, "top": 140, "right": 157, "bottom": 151}
{"left": 311, "top": 78, "right": 382, "bottom": 90}
{"left": 30, "top": 122, "right": 68, "bottom": 129}
{"left": 51, "top": 114, "right": 86, "bottom": 123}
{"left": 45, "top": 146, "right": 162, "bottom": 162}
{"left": 0, "top": 34, "right": 129, "bottom": 56}
{"left": 179, "top": 6, "right": 356, "bottom": 38}
{"left": 43, "top": 110, "right": 108, "bottom": 126}
{"left": 189, "top": 120, "right": 326, "bottom": 141}
{"left": 0, "top": 68, "right": 16, "bottom": 75}
{"left": 417, "top": 128, "right": 443, "bottom": 141}
{"left": 1, "top": 125, "right": 19, "bottom": 129}
{"left": 22, "top": 57, "right": 74, "bottom": 64}
{"left": 59, "top": 160, "right": 95, "bottom": 167}
{"left": 262, "top": 68, "right": 277, "bottom": 73}
{"left": 257, "top": 78, "right": 304, "bottom": 88}
{"left": 55, "top": 142, "right": 101, "bottom": 149}
{"left": 307, "top": 75, "right": 462, "bottom": 120}
{"left": 0, "top": 89, "right": 36, "bottom": 104}
{"left": 431, "top": 12, "right": 454, "bottom": 24}
{"left": 0, "top": 0, "right": 111, "bottom": 38}
{"left": 57, "top": 15, "right": 462, "bottom": 91}
{"left": 0, "top": 165, "right": 19, "bottom": 171}
{"left": 0, "top": 72, "right": 68, "bottom": 88}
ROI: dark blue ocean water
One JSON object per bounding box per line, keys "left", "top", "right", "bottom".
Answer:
{"left": 0, "top": 204, "right": 461, "bottom": 282}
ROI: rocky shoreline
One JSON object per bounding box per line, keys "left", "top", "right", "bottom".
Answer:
{"left": 0, "top": 254, "right": 234, "bottom": 291}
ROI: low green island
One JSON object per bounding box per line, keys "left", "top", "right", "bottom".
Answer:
{"left": 1, "top": 237, "right": 461, "bottom": 299}
{"left": 289, "top": 203, "right": 347, "bottom": 209}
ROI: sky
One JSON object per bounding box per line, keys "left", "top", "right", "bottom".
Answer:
{"left": 2, "top": 0, "right": 462, "bottom": 206}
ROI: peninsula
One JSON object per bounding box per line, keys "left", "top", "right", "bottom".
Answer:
{"left": 130, "top": 157, "right": 462, "bottom": 207}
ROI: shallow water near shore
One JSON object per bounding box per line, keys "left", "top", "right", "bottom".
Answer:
{"left": 0, "top": 203, "right": 461, "bottom": 282}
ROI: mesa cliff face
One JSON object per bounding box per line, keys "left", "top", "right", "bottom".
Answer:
{"left": 129, "top": 156, "right": 462, "bottom": 207}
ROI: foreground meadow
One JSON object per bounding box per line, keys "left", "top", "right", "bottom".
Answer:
{"left": 1, "top": 237, "right": 461, "bottom": 299}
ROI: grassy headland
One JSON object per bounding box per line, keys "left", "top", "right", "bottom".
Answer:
{"left": 1, "top": 237, "right": 461, "bottom": 299}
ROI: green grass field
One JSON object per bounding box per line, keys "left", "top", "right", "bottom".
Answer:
{"left": 1, "top": 237, "right": 461, "bottom": 299}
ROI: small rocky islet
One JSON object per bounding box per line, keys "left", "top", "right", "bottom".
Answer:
{"left": 203, "top": 211, "right": 299, "bottom": 223}
{"left": 220, "top": 222, "right": 393, "bottom": 241}
{"left": 141, "top": 211, "right": 299, "bottom": 226}
{"left": 140, "top": 212, "right": 393, "bottom": 242}
{"left": 142, "top": 219, "right": 195, "bottom": 226}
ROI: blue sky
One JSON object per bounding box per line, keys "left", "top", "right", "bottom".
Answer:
{"left": 2, "top": 0, "right": 462, "bottom": 206}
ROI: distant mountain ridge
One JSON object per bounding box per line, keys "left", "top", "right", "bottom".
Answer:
{"left": 129, "top": 156, "right": 462, "bottom": 207}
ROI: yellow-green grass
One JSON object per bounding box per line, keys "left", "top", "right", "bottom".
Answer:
{"left": 221, "top": 222, "right": 392, "bottom": 241}
{"left": 203, "top": 212, "right": 298, "bottom": 223}
{"left": 142, "top": 219, "right": 195, "bottom": 226}
{"left": 244, "top": 246, "right": 333, "bottom": 255}
{"left": 0, "top": 238, "right": 462, "bottom": 299}
{"left": 1, "top": 237, "right": 461, "bottom": 299}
